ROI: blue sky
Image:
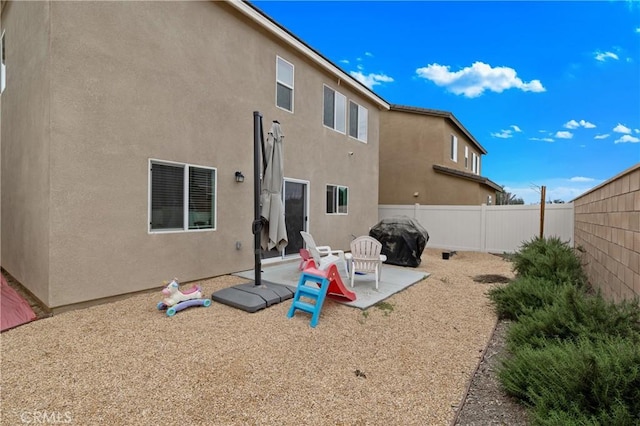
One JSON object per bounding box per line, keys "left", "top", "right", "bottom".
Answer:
{"left": 253, "top": 0, "right": 640, "bottom": 204}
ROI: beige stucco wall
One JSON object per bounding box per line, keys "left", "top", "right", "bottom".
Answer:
{"left": 0, "top": 1, "right": 51, "bottom": 305}
{"left": 379, "top": 109, "right": 492, "bottom": 205}
{"left": 574, "top": 164, "right": 640, "bottom": 302}
{"left": 2, "top": 1, "right": 382, "bottom": 308}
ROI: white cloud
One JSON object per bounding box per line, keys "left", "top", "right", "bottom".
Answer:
{"left": 555, "top": 131, "right": 573, "bottom": 139}
{"left": 529, "top": 137, "right": 555, "bottom": 142}
{"left": 614, "top": 135, "right": 640, "bottom": 144}
{"left": 594, "top": 51, "right": 619, "bottom": 61}
{"left": 349, "top": 71, "right": 394, "bottom": 89}
{"left": 492, "top": 126, "right": 523, "bottom": 138}
{"left": 415, "top": 61, "right": 545, "bottom": 98}
{"left": 492, "top": 130, "right": 514, "bottom": 138}
{"left": 339, "top": 59, "right": 350, "bottom": 64}
{"left": 594, "top": 134, "right": 610, "bottom": 139}
{"left": 570, "top": 176, "right": 595, "bottom": 182}
{"left": 564, "top": 120, "right": 579, "bottom": 129}
{"left": 636, "top": 27, "right": 640, "bottom": 33}
{"left": 613, "top": 123, "right": 632, "bottom": 134}
{"left": 636, "top": 129, "right": 640, "bottom": 134}
{"left": 564, "top": 119, "right": 596, "bottom": 129}
{"left": 364, "top": 52, "right": 374, "bottom": 57}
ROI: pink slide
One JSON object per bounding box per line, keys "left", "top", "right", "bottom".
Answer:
{"left": 1, "top": 273, "right": 37, "bottom": 332}
{"left": 303, "top": 263, "right": 356, "bottom": 302}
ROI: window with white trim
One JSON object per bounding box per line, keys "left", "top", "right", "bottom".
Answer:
{"left": 149, "top": 160, "right": 216, "bottom": 232}
{"left": 276, "top": 56, "right": 294, "bottom": 112}
{"left": 464, "top": 146, "right": 469, "bottom": 169}
{"left": 348, "top": 100, "right": 368, "bottom": 142}
{"left": 326, "top": 184, "right": 348, "bottom": 214}
{"left": 323, "top": 85, "right": 346, "bottom": 133}
{"left": 475, "top": 155, "right": 481, "bottom": 175}
{"left": 450, "top": 135, "right": 458, "bottom": 162}
{"left": 1, "top": 31, "right": 5, "bottom": 94}
{"left": 472, "top": 153, "right": 478, "bottom": 174}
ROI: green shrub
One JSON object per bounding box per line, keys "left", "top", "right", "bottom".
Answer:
{"left": 499, "top": 337, "right": 640, "bottom": 425}
{"left": 507, "top": 287, "right": 640, "bottom": 350}
{"left": 512, "top": 236, "right": 586, "bottom": 286}
{"left": 533, "top": 401, "right": 639, "bottom": 426}
{"left": 487, "top": 276, "right": 571, "bottom": 320}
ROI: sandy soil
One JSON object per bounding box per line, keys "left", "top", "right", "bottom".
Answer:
{"left": 0, "top": 249, "right": 515, "bottom": 425}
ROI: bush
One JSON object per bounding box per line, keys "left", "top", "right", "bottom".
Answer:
{"left": 499, "top": 337, "right": 640, "bottom": 425}
{"left": 512, "top": 236, "right": 586, "bottom": 286}
{"left": 533, "top": 401, "right": 639, "bottom": 426}
{"left": 487, "top": 276, "right": 571, "bottom": 321}
{"left": 507, "top": 287, "right": 640, "bottom": 350}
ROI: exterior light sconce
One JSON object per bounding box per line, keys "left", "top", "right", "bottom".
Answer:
{"left": 235, "top": 171, "right": 245, "bottom": 183}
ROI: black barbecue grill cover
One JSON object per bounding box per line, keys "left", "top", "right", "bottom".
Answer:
{"left": 369, "top": 216, "right": 430, "bottom": 267}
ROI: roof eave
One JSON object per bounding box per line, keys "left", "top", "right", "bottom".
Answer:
{"left": 433, "top": 164, "right": 503, "bottom": 192}
{"left": 230, "top": 1, "right": 390, "bottom": 110}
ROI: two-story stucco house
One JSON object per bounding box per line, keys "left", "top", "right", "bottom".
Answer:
{"left": 0, "top": 0, "right": 389, "bottom": 310}
{"left": 379, "top": 104, "right": 502, "bottom": 206}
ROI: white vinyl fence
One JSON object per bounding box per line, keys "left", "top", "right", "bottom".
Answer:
{"left": 378, "top": 203, "right": 575, "bottom": 254}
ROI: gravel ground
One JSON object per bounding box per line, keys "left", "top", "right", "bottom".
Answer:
{"left": 453, "top": 320, "right": 530, "bottom": 426}
{"left": 1, "top": 249, "right": 518, "bottom": 425}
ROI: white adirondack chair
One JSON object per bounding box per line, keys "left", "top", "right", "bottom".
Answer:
{"left": 345, "top": 236, "right": 387, "bottom": 289}
{"left": 300, "top": 231, "right": 346, "bottom": 272}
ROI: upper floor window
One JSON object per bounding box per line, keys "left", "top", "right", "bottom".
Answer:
{"left": 276, "top": 56, "right": 294, "bottom": 112}
{"left": 149, "top": 160, "right": 216, "bottom": 232}
{"left": 323, "top": 85, "right": 346, "bottom": 133}
{"left": 472, "top": 153, "right": 479, "bottom": 174}
{"left": 1, "top": 31, "right": 6, "bottom": 94}
{"left": 326, "top": 184, "right": 348, "bottom": 214}
{"left": 450, "top": 135, "right": 458, "bottom": 162}
{"left": 464, "top": 146, "right": 469, "bottom": 169}
{"left": 348, "top": 101, "right": 368, "bottom": 142}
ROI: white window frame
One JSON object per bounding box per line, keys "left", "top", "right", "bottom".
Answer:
{"left": 348, "top": 100, "right": 368, "bottom": 143}
{"left": 450, "top": 134, "right": 458, "bottom": 162}
{"left": 276, "top": 56, "right": 294, "bottom": 113}
{"left": 1, "top": 30, "right": 6, "bottom": 94}
{"left": 472, "top": 153, "right": 478, "bottom": 174}
{"left": 326, "top": 184, "right": 348, "bottom": 215}
{"left": 476, "top": 155, "right": 481, "bottom": 175}
{"left": 464, "top": 146, "right": 469, "bottom": 169}
{"left": 323, "top": 84, "right": 346, "bottom": 134}
{"left": 148, "top": 159, "right": 217, "bottom": 233}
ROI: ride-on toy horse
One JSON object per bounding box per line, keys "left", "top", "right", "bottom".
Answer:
{"left": 156, "top": 278, "right": 211, "bottom": 317}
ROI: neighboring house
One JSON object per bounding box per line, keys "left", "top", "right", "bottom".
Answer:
{"left": 0, "top": 0, "right": 389, "bottom": 310}
{"left": 379, "top": 104, "right": 502, "bottom": 206}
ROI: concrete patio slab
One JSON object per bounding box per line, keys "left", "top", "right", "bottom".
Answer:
{"left": 233, "top": 261, "right": 430, "bottom": 310}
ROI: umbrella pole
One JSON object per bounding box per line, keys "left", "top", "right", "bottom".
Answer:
{"left": 253, "top": 111, "right": 263, "bottom": 286}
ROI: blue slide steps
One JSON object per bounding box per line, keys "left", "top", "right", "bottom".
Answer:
{"left": 287, "top": 270, "right": 331, "bottom": 328}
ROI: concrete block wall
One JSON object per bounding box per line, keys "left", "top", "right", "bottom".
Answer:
{"left": 573, "top": 164, "right": 640, "bottom": 302}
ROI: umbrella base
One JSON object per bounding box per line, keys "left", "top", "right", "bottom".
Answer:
{"left": 211, "top": 281, "right": 294, "bottom": 313}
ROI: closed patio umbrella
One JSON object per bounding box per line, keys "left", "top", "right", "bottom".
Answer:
{"left": 210, "top": 113, "right": 295, "bottom": 310}
{"left": 260, "top": 121, "right": 288, "bottom": 252}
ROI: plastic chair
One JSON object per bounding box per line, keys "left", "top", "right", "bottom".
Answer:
{"left": 345, "top": 236, "right": 386, "bottom": 289}
{"left": 300, "top": 231, "right": 346, "bottom": 272}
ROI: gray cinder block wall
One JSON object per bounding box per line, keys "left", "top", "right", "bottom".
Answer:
{"left": 573, "top": 164, "right": 640, "bottom": 302}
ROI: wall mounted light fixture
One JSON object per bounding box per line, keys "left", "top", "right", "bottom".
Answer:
{"left": 235, "top": 171, "right": 245, "bottom": 183}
